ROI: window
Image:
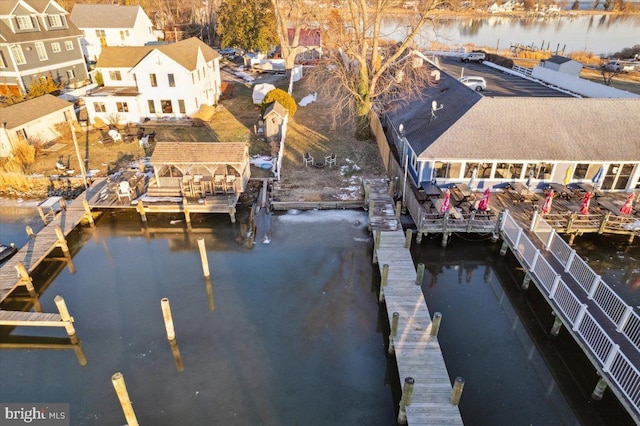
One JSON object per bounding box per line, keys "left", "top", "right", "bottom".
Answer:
{"left": 51, "top": 42, "right": 61, "bottom": 53}
{"left": 573, "top": 163, "right": 590, "bottom": 180}
{"left": 109, "top": 70, "right": 122, "bottom": 81}
{"left": 116, "top": 102, "right": 129, "bottom": 113}
{"left": 526, "top": 162, "right": 552, "bottom": 180}
{"left": 47, "top": 14, "right": 63, "bottom": 27}
{"left": 11, "top": 45, "right": 26, "bottom": 65}
{"left": 65, "top": 41, "right": 74, "bottom": 50}
{"left": 96, "top": 29, "right": 106, "bottom": 37}
{"left": 168, "top": 74, "right": 175, "bottom": 87}
{"left": 0, "top": 53, "right": 6, "bottom": 68}
{"left": 35, "top": 42, "right": 47, "bottom": 61}
{"left": 149, "top": 74, "right": 157, "bottom": 87}
{"left": 161, "top": 100, "right": 172, "bottom": 113}
{"left": 16, "top": 16, "right": 33, "bottom": 30}
{"left": 148, "top": 100, "right": 156, "bottom": 114}
{"left": 16, "top": 129, "right": 27, "bottom": 142}
{"left": 66, "top": 69, "right": 75, "bottom": 80}
{"left": 120, "top": 30, "right": 126, "bottom": 41}
{"left": 495, "top": 162, "right": 523, "bottom": 179}
{"left": 434, "top": 162, "right": 462, "bottom": 179}
{"left": 178, "top": 99, "right": 185, "bottom": 114}
{"left": 93, "top": 102, "right": 106, "bottom": 112}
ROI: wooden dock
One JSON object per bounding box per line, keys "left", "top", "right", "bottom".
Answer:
{"left": 365, "top": 179, "right": 463, "bottom": 425}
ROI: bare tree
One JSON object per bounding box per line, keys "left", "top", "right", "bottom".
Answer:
{"left": 599, "top": 68, "right": 623, "bottom": 86}
{"left": 302, "top": 0, "right": 453, "bottom": 139}
{"left": 270, "top": 0, "right": 320, "bottom": 72}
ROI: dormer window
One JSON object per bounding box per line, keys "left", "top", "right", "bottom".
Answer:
{"left": 16, "top": 16, "right": 34, "bottom": 30}
{"left": 47, "top": 14, "right": 63, "bottom": 28}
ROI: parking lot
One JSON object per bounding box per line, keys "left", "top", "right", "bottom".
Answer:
{"left": 437, "top": 56, "right": 574, "bottom": 98}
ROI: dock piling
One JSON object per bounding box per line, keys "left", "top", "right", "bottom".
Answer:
{"left": 111, "top": 372, "right": 139, "bottom": 426}
{"left": 54, "top": 295, "right": 76, "bottom": 337}
{"left": 388, "top": 312, "right": 399, "bottom": 355}
{"left": 550, "top": 315, "right": 563, "bottom": 337}
{"left": 54, "top": 226, "right": 74, "bottom": 273}
{"left": 16, "top": 262, "right": 42, "bottom": 312}
{"left": 26, "top": 225, "right": 34, "bottom": 239}
{"left": 205, "top": 276, "right": 215, "bottom": 311}
{"left": 161, "top": 298, "right": 176, "bottom": 341}
{"left": 82, "top": 200, "right": 95, "bottom": 226}
{"left": 373, "top": 230, "right": 381, "bottom": 263}
{"left": 136, "top": 200, "right": 147, "bottom": 223}
{"left": 521, "top": 274, "right": 531, "bottom": 290}
{"left": 379, "top": 264, "right": 389, "bottom": 302}
{"left": 404, "top": 229, "right": 413, "bottom": 249}
{"left": 415, "top": 263, "right": 425, "bottom": 286}
{"left": 397, "top": 377, "right": 415, "bottom": 425}
{"left": 197, "top": 238, "right": 210, "bottom": 278}
{"left": 430, "top": 312, "right": 442, "bottom": 336}
{"left": 450, "top": 376, "right": 465, "bottom": 405}
{"left": 591, "top": 377, "right": 608, "bottom": 400}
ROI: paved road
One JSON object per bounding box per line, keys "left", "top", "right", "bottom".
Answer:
{"left": 437, "top": 57, "right": 573, "bottom": 98}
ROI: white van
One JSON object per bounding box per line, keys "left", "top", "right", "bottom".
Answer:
{"left": 460, "top": 52, "right": 486, "bottom": 63}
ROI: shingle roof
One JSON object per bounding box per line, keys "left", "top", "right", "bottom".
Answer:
{"left": 263, "top": 101, "right": 288, "bottom": 119}
{"left": 385, "top": 71, "right": 640, "bottom": 163}
{"left": 0, "top": 0, "right": 82, "bottom": 43}
{"left": 69, "top": 4, "right": 142, "bottom": 29}
{"left": 97, "top": 38, "right": 219, "bottom": 71}
{"left": 544, "top": 55, "right": 574, "bottom": 65}
{"left": 287, "top": 28, "right": 321, "bottom": 47}
{"left": 151, "top": 142, "right": 248, "bottom": 164}
{"left": 1, "top": 94, "right": 72, "bottom": 128}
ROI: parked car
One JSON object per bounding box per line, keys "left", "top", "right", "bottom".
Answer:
{"left": 460, "top": 52, "right": 486, "bottom": 63}
{"left": 602, "top": 60, "right": 623, "bottom": 72}
{"left": 458, "top": 76, "right": 487, "bottom": 92}
{"left": 218, "top": 47, "right": 243, "bottom": 58}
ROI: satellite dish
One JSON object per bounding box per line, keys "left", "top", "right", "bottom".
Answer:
{"left": 431, "top": 101, "right": 437, "bottom": 111}
{"left": 399, "top": 123, "right": 404, "bottom": 134}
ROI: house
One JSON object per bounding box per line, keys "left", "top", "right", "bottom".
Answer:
{"left": 0, "top": 0, "right": 89, "bottom": 96}
{"left": 540, "top": 55, "right": 583, "bottom": 77}
{"left": 81, "top": 37, "right": 221, "bottom": 126}
{"left": 287, "top": 28, "right": 322, "bottom": 62}
{"left": 383, "top": 69, "right": 640, "bottom": 193}
{"left": 69, "top": 4, "right": 155, "bottom": 62}
{"left": 0, "top": 94, "right": 75, "bottom": 157}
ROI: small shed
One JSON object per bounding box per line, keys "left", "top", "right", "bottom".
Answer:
{"left": 262, "top": 101, "right": 289, "bottom": 144}
{"left": 540, "top": 56, "right": 583, "bottom": 77}
{"left": 0, "top": 95, "right": 76, "bottom": 158}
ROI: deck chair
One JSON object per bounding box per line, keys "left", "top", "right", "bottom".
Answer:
{"left": 93, "top": 116, "right": 108, "bottom": 131}
{"left": 117, "top": 181, "right": 132, "bottom": 202}
{"left": 325, "top": 153, "right": 336, "bottom": 168}
{"left": 303, "top": 152, "right": 314, "bottom": 167}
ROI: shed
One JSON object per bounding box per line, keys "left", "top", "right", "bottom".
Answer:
{"left": 0, "top": 95, "right": 76, "bottom": 158}
{"left": 262, "top": 101, "right": 289, "bottom": 144}
{"left": 252, "top": 83, "right": 276, "bottom": 105}
{"left": 539, "top": 56, "right": 583, "bottom": 77}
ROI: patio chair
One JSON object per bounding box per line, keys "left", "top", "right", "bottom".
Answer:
{"left": 303, "top": 152, "right": 314, "bottom": 167}
{"left": 116, "top": 181, "right": 133, "bottom": 202}
{"left": 325, "top": 153, "right": 337, "bottom": 168}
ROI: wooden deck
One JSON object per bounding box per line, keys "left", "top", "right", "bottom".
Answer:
{"left": 365, "top": 179, "right": 463, "bottom": 424}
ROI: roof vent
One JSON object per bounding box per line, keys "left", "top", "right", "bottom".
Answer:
{"left": 430, "top": 100, "right": 443, "bottom": 122}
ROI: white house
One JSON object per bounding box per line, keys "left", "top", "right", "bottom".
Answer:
{"left": 69, "top": 4, "right": 155, "bottom": 61}
{"left": 539, "top": 55, "right": 583, "bottom": 77}
{"left": 0, "top": 94, "right": 75, "bottom": 157}
{"left": 82, "top": 37, "right": 221, "bottom": 126}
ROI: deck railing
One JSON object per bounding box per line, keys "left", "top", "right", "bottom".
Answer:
{"left": 501, "top": 210, "right": 640, "bottom": 415}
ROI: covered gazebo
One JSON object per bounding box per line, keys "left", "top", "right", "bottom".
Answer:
{"left": 150, "top": 142, "right": 250, "bottom": 198}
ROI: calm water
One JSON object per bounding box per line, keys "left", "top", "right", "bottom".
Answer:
{"left": 384, "top": 14, "right": 640, "bottom": 56}
{"left": 0, "top": 205, "right": 637, "bottom": 424}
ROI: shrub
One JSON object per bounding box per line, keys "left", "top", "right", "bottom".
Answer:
{"left": 261, "top": 88, "right": 297, "bottom": 117}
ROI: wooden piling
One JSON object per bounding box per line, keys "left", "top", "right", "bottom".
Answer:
{"left": 111, "top": 372, "right": 139, "bottom": 426}
{"left": 69, "top": 334, "right": 88, "bottom": 366}
{"left": 26, "top": 225, "right": 34, "bottom": 239}
{"left": 499, "top": 240, "right": 509, "bottom": 256}
{"left": 550, "top": 315, "right": 563, "bottom": 336}
{"left": 197, "top": 238, "right": 210, "bottom": 278}
{"left": 521, "top": 274, "right": 531, "bottom": 290}
{"left": 450, "top": 376, "right": 465, "bottom": 405}
{"left": 388, "top": 312, "right": 399, "bottom": 355}
{"left": 388, "top": 179, "right": 395, "bottom": 197}
{"left": 364, "top": 183, "right": 370, "bottom": 205}
{"left": 161, "top": 298, "right": 176, "bottom": 341}
{"left": 415, "top": 263, "right": 425, "bottom": 286}
{"left": 184, "top": 209, "right": 191, "bottom": 227}
{"left": 54, "top": 225, "right": 74, "bottom": 273}
{"left": 430, "top": 312, "right": 442, "bottom": 336}
{"left": 136, "top": 200, "right": 147, "bottom": 223}
{"left": 16, "top": 262, "right": 42, "bottom": 312}
{"left": 54, "top": 295, "right": 76, "bottom": 337}
{"left": 205, "top": 276, "right": 215, "bottom": 311}
{"left": 169, "top": 339, "right": 185, "bottom": 372}
{"left": 441, "top": 232, "right": 450, "bottom": 248}
{"left": 397, "top": 377, "right": 415, "bottom": 425}
{"left": 404, "top": 229, "right": 413, "bottom": 249}
{"left": 373, "top": 230, "right": 381, "bottom": 263}
{"left": 82, "top": 200, "right": 95, "bottom": 226}
{"left": 395, "top": 201, "right": 402, "bottom": 219}
{"left": 229, "top": 206, "right": 236, "bottom": 223}
{"left": 379, "top": 264, "right": 389, "bottom": 303}
{"left": 591, "top": 377, "right": 608, "bottom": 400}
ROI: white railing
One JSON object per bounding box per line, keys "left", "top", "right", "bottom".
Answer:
{"left": 512, "top": 64, "right": 533, "bottom": 76}
{"left": 530, "top": 211, "right": 640, "bottom": 350}
{"left": 501, "top": 211, "right": 640, "bottom": 417}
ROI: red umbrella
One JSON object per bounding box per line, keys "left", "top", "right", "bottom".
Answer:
{"left": 541, "top": 190, "right": 554, "bottom": 214}
{"left": 580, "top": 192, "right": 592, "bottom": 215}
{"left": 477, "top": 188, "right": 491, "bottom": 211}
{"left": 620, "top": 193, "right": 634, "bottom": 215}
{"left": 440, "top": 189, "right": 451, "bottom": 213}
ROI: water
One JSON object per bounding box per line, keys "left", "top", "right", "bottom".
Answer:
{"left": 0, "top": 206, "right": 637, "bottom": 424}
{"left": 384, "top": 14, "right": 640, "bottom": 56}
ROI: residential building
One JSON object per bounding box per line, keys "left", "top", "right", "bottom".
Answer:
{"left": 0, "top": 94, "right": 75, "bottom": 157}
{"left": 82, "top": 37, "right": 221, "bottom": 126}
{"left": 383, "top": 69, "right": 640, "bottom": 193}
{"left": 0, "top": 0, "right": 89, "bottom": 96}
{"left": 540, "top": 55, "right": 583, "bottom": 77}
{"left": 69, "top": 4, "right": 155, "bottom": 61}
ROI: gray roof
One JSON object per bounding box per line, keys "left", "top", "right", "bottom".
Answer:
{"left": 70, "top": 4, "right": 143, "bottom": 29}
{"left": 263, "top": 101, "right": 288, "bottom": 119}
{"left": 1, "top": 94, "right": 73, "bottom": 128}
{"left": 0, "top": 0, "right": 82, "bottom": 43}
{"left": 543, "top": 55, "right": 574, "bottom": 65}
{"left": 385, "top": 72, "right": 640, "bottom": 162}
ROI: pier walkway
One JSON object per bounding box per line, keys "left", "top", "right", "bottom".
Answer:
{"left": 500, "top": 210, "right": 640, "bottom": 423}
{"left": 366, "top": 179, "right": 463, "bottom": 425}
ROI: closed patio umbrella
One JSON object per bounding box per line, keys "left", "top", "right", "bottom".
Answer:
{"left": 592, "top": 166, "right": 604, "bottom": 189}
{"left": 477, "top": 188, "right": 491, "bottom": 211}
{"left": 580, "top": 192, "right": 592, "bottom": 215}
{"left": 564, "top": 166, "right": 572, "bottom": 186}
{"left": 440, "top": 189, "right": 451, "bottom": 214}
{"left": 620, "top": 193, "right": 634, "bottom": 215}
{"left": 541, "top": 190, "right": 554, "bottom": 214}
{"left": 525, "top": 169, "right": 533, "bottom": 190}
{"left": 468, "top": 167, "right": 478, "bottom": 191}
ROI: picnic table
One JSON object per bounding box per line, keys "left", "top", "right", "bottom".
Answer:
{"left": 431, "top": 198, "right": 463, "bottom": 219}
{"left": 506, "top": 182, "right": 536, "bottom": 203}
{"left": 421, "top": 182, "right": 442, "bottom": 198}
{"left": 574, "top": 182, "right": 604, "bottom": 198}
{"left": 451, "top": 183, "right": 474, "bottom": 206}
{"left": 545, "top": 182, "right": 573, "bottom": 200}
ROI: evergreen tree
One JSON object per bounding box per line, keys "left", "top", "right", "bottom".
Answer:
{"left": 571, "top": 0, "right": 580, "bottom": 10}
{"left": 217, "top": 0, "right": 278, "bottom": 53}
